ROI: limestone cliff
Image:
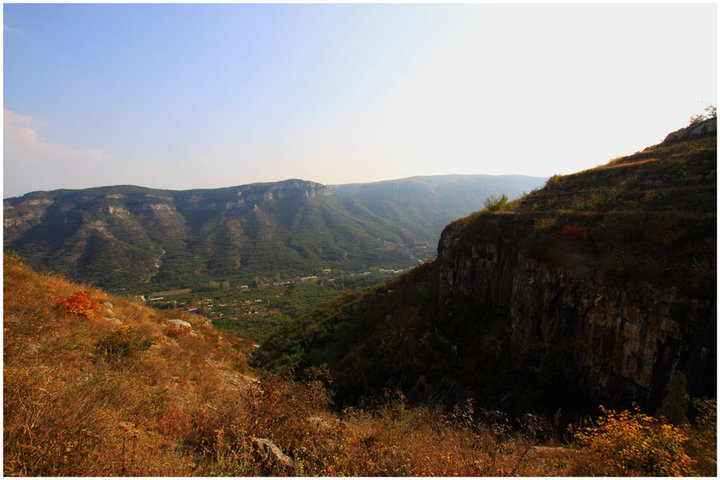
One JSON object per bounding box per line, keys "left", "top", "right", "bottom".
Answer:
{"left": 436, "top": 120, "right": 716, "bottom": 405}
{"left": 259, "top": 121, "right": 716, "bottom": 412}
{"left": 437, "top": 216, "right": 715, "bottom": 406}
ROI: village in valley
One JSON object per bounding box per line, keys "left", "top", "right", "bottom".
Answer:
{"left": 138, "top": 266, "right": 413, "bottom": 342}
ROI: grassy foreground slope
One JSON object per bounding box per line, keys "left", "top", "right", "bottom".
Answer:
{"left": 3, "top": 252, "right": 716, "bottom": 476}
{"left": 0, "top": 253, "right": 575, "bottom": 476}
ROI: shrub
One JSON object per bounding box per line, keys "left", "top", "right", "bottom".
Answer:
{"left": 656, "top": 371, "right": 690, "bottom": 425}
{"left": 573, "top": 404, "right": 694, "bottom": 476}
{"left": 686, "top": 397, "right": 717, "bottom": 476}
{"left": 483, "top": 194, "right": 508, "bottom": 212}
{"left": 571, "top": 189, "right": 618, "bottom": 211}
{"left": 545, "top": 175, "right": 563, "bottom": 188}
{"left": 562, "top": 225, "right": 589, "bottom": 246}
{"left": 689, "top": 104, "right": 717, "bottom": 125}
{"left": 94, "top": 324, "right": 153, "bottom": 362}
{"left": 56, "top": 291, "right": 102, "bottom": 320}
{"left": 533, "top": 217, "right": 557, "bottom": 232}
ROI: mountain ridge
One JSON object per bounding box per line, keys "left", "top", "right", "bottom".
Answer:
{"left": 4, "top": 174, "right": 546, "bottom": 292}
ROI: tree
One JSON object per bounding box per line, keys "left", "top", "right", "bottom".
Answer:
{"left": 689, "top": 104, "right": 717, "bottom": 125}
{"left": 656, "top": 371, "right": 690, "bottom": 425}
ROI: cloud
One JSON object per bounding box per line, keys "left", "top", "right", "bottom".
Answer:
{"left": 4, "top": 109, "right": 112, "bottom": 164}
{"left": 3, "top": 24, "right": 28, "bottom": 37}
{"left": 4, "top": 109, "right": 116, "bottom": 197}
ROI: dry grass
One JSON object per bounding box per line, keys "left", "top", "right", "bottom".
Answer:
{"left": 4, "top": 253, "right": 715, "bottom": 476}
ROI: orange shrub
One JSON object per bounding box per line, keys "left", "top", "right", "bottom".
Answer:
{"left": 573, "top": 404, "right": 693, "bottom": 476}
{"left": 56, "top": 291, "right": 102, "bottom": 320}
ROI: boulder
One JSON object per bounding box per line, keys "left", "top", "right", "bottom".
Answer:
{"left": 251, "top": 437, "right": 298, "bottom": 476}
{"left": 167, "top": 319, "right": 192, "bottom": 331}
{"left": 664, "top": 118, "right": 717, "bottom": 143}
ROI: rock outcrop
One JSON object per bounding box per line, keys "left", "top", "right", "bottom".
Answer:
{"left": 258, "top": 120, "right": 716, "bottom": 413}
{"left": 434, "top": 120, "right": 716, "bottom": 406}
{"left": 664, "top": 117, "right": 717, "bottom": 143}
{"left": 251, "top": 437, "right": 298, "bottom": 476}
{"left": 438, "top": 220, "right": 715, "bottom": 406}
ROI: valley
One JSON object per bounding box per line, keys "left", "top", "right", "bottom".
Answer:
{"left": 142, "top": 267, "right": 408, "bottom": 343}
{"left": 5, "top": 4, "right": 716, "bottom": 476}
{"left": 3, "top": 121, "right": 717, "bottom": 477}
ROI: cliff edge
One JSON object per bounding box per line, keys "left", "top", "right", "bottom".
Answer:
{"left": 259, "top": 121, "right": 716, "bottom": 413}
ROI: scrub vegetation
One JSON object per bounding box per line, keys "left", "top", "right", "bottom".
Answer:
{"left": 4, "top": 254, "right": 716, "bottom": 476}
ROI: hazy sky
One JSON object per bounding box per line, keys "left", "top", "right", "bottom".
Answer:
{"left": 3, "top": 3, "right": 717, "bottom": 198}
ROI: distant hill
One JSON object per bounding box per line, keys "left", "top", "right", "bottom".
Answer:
{"left": 4, "top": 175, "right": 545, "bottom": 292}
{"left": 257, "top": 120, "right": 717, "bottom": 416}
{"left": 331, "top": 174, "right": 546, "bottom": 240}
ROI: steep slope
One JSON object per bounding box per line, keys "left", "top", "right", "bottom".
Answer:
{"left": 257, "top": 120, "right": 717, "bottom": 415}
{"left": 3, "top": 253, "right": 254, "bottom": 475}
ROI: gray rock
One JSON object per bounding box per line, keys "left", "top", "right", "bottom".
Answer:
{"left": 251, "top": 437, "right": 298, "bottom": 476}
{"left": 167, "top": 319, "right": 192, "bottom": 331}
{"left": 664, "top": 118, "right": 717, "bottom": 143}
{"left": 101, "top": 316, "right": 123, "bottom": 326}
{"left": 436, "top": 216, "right": 715, "bottom": 406}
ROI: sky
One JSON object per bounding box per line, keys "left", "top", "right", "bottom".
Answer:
{"left": 3, "top": 3, "right": 717, "bottom": 198}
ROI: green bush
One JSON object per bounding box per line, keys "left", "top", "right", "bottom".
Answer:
{"left": 483, "top": 194, "right": 508, "bottom": 212}
{"left": 656, "top": 372, "right": 690, "bottom": 425}
{"left": 94, "top": 324, "right": 153, "bottom": 362}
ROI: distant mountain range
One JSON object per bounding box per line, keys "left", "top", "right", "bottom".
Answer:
{"left": 4, "top": 174, "right": 546, "bottom": 292}
{"left": 331, "top": 174, "right": 544, "bottom": 239}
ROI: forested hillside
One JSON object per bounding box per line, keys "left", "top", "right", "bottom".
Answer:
{"left": 4, "top": 175, "right": 544, "bottom": 293}
{"left": 331, "top": 174, "right": 544, "bottom": 239}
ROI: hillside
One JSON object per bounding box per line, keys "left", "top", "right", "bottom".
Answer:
{"left": 6, "top": 253, "right": 715, "bottom": 477}
{"left": 331, "top": 174, "right": 545, "bottom": 240}
{"left": 4, "top": 175, "right": 545, "bottom": 294}
{"left": 3, "top": 180, "right": 414, "bottom": 293}
{"left": 257, "top": 120, "right": 717, "bottom": 417}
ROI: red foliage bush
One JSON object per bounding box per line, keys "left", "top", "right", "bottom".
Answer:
{"left": 562, "top": 225, "right": 589, "bottom": 246}
{"left": 55, "top": 291, "right": 102, "bottom": 320}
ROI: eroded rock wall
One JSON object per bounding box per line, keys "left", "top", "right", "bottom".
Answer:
{"left": 437, "top": 217, "right": 716, "bottom": 406}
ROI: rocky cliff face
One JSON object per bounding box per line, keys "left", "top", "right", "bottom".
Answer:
{"left": 173, "top": 180, "right": 332, "bottom": 214}
{"left": 664, "top": 117, "right": 717, "bottom": 143}
{"left": 259, "top": 121, "right": 716, "bottom": 413}
{"left": 435, "top": 121, "right": 716, "bottom": 405}
{"left": 437, "top": 216, "right": 715, "bottom": 406}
